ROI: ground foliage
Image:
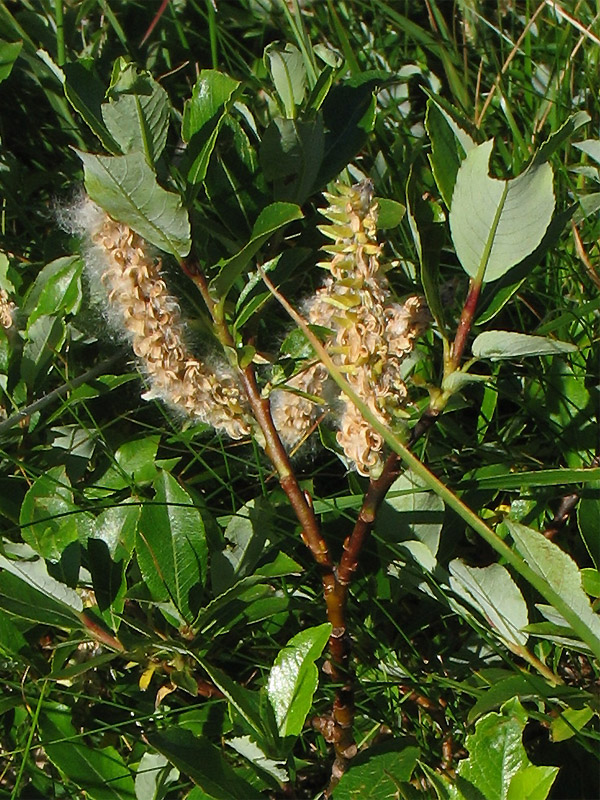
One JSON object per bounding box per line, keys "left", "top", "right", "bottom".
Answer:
{"left": 0, "top": 1, "right": 599, "bottom": 798}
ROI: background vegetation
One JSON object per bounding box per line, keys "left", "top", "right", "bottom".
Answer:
{"left": 0, "top": 1, "right": 599, "bottom": 798}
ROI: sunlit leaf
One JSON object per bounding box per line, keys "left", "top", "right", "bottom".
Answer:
{"left": 449, "top": 140, "right": 554, "bottom": 282}
{"left": 472, "top": 331, "right": 576, "bottom": 360}
{"left": 76, "top": 150, "right": 191, "bottom": 258}
{"left": 267, "top": 623, "right": 331, "bottom": 738}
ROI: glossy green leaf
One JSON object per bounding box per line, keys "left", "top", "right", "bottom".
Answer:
{"left": 210, "top": 202, "right": 303, "bottom": 297}
{"left": 506, "top": 520, "right": 600, "bottom": 657}
{"left": 449, "top": 140, "right": 554, "bottom": 283}
{"left": 267, "top": 623, "right": 331, "bottom": 738}
{"left": 333, "top": 742, "right": 420, "bottom": 799}
{"left": 0, "top": 38, "right": 22, "bottom": 82}
{"left": 449, "top": 561, "right": 528, "bottom": 646}
{"left": 449, "top": 699, "right": 558, "bottom": 800}
{"left": 41, "top": 710, "right": 137, "bottom": 800}
{"left": 147, "top": 728, "right": 262, "bottom": 800}
{"left": 551, "top": 707, "right": 595, "bottom": 743}
{"left": 94, "top": 501, "right": 140, "bottom": 561}
{"left": 137, "top": 471, "right": 207, "bottom": 623}
{"left": 94, "top": 435, "right": 161, "bottom": 494}
{"left": 19, "top": 466, "right": 82, "bottom": 560}
{"left": 265, "top": 43, "right": 306, "bottom": 118}
{"left": 101, "top": 60, "right": 170, "bottom": 164}
{"left": 182, "top": 70, "right": 242, "bottom": 184}
{"left": 26, "top": 256, "right": 83, "bottom": 325}
{"left": 472, "top": 331, "right": 577, "bottom": 361}
{"left": 76, "top": 150, "right": 191, "bottom": 258}
{"left": 182, "top": 69, "right": 241, "bottom": 142}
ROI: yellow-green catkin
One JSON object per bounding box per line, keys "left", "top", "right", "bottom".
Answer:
{"left": 272, "top": 181, "right": 428, "bottom": 476}
{"left": 78, "top": 199, "right": 252, "bottom": 439}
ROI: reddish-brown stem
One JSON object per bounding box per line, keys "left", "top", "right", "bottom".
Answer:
{"left": 450, "top": 278, "right": 481, "bottom": 370}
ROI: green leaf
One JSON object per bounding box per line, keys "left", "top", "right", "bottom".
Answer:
{"left": 406, "top": 167, "right": 446, "bottom": 334}
{"left": 333, "top": 741, "right": 420, "bottom": 799}
{"left": 472, "top": 331, "right": 577, "bottom": 360}
{"left": 76, "top": 149, "right": 191, "bottom": 258}
{"left": 41, "top": 709, "right": 137, "bottom": 800}
{"left": 183, "top": 69, "right": 241, "bottom": 142}
{"left": 137, "top": 471, "right": 208, "bottom": 623}
{"left": 466, "top": 672, "right": 576, "bottom": 724}
{"left": 0, "top": 555, "right": 82, "bottom": 627}
{"left": 93, "top": 501, "right": 140, "bottom": 561}
{"left": 63, "top": 60, "right": 121, "bottom": 153}
{"left": 102, "top": 60, "right": 170, "bottom": 164}
{"left": 196, "top": 659, "right": 277, "bottom": 751}
{"left": 506, "top": 520, "right": 600, "bottom": 658}
{"left": 376, "top": 198, "right": 406, "bottom": 229}
{"left": 531, "top": 111, "right": 589, "bottom": 166}
{"left": 267, "top": 623, "right": 331, "bottom": 738}
{"left": 265, "top": 43, "right": 307, "bottom": 118}
{"left": 426, "top": 95, "right": 476, "bottom": 207}
{"left": 94, "top": 436, "right": 161, "bottom": 494}
{"left": 134, "top": 752, "right": 178, "bottom": 800}
{"left": 260, "top": 116, "right": 324, "bottom": 203}
{"left": 21, "top": 314, "right": 66, "bottom": 387}
{"left": 450, "top": 699, "right": 558, "bottom": 800}
{"left": 449, "top": 140, "right": 555, "bottom": 283}
{"left": 449, "top": 561, "right": 528, "bottom": 647}
{"left": 182, "top": 70, "right": 242, "bottom": 184}
{"left": 377, "top": 471, "right": 445, "bottom": 570}
{"left": 26, "top": 255, "right": 83, "bottom": 325}
{"left": 210, "top": 202, "right": 303, "bottom": 298}
{"left": 573, "top": 138, "right": 600, "bottom": 166}
{"left": 551, "top": 707, "right": 595, "bottom": 743}
{"left": 317, "top": 78, "right": 378, "bottom": 187}
{"left": 578, "top": 481, "right": 600, "bottom": 568}
{"left": 0, "top": 38, "right": 21, "bottom": 83}
{"left": 147, "top": 728, "right": 262, "bottom": 800}
{"left": 19, "top": 466, "right": 83, "bottom": 560}
{"left": 211, "top": 498, "right": 273, "bottom": 594}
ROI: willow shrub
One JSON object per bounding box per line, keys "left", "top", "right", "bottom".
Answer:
{"left": 0, "top": 13, "right": 599, "bottom": 800}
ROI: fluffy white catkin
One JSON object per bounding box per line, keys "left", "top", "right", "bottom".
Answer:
{"left": 271, "top": 182, "right": 429, "bottom": 476}
{"left": 73, "top": 198, "right": 252, "bottom": 439}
